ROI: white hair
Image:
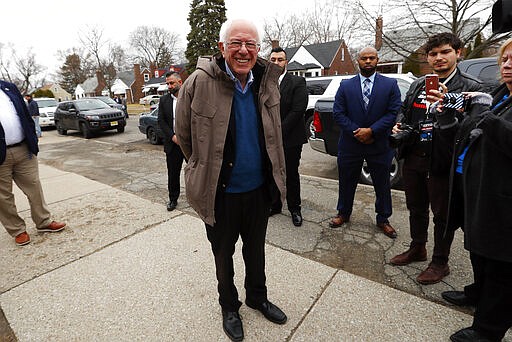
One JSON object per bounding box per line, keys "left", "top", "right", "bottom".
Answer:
{"left": 219, "top": 19, "right": 262, "bottom": 44}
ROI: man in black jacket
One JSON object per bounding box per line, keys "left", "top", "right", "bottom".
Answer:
{"left": 389, "top": 33, "right": 482, "bottom": 284}
{"left": 269, "top": 47, "right": 308, "bottom": 226}
{"left": 158, "top": 72, "right": 185, "bottom": 211}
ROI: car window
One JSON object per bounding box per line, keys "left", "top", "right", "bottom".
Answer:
{"left": 75, "top": 99, "right": 111, "bottom": 111}
{"left": 478, "top": 65, "right": 500, "bottom": 84}
{"left": 35, "top": 99, "right": 58, "bottom": 108}
{"left": 96, "top": 97, "right": 117, "bottom": 105}
{"left": 306, "top": 79, "right": 332, "bottom": 95}
{"left": 151, "top": 108, "right": 159, "bottom": 117}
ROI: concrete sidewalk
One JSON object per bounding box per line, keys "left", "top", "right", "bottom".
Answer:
{"left": 0, "top": 164, "right": 501, "bottom": 341}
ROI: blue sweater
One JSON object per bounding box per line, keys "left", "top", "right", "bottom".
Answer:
{"left": 226, "top": 89, "right": 264, "bottom": 193}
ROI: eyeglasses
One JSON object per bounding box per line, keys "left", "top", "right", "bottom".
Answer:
{"left": 226, "top": 41, "right": 260, "bottom": 51}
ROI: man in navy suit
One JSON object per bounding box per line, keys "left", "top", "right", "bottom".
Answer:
{"left": 269, "top": 47, "right": 308, "bottom": 226}
{"left": 328, "top": 47, "right": 401, "bottom": 239}
{"left": 0, "top": 80, "right": 66, "bottom": 246}
{"left": 158, "top": 72, "right": 185, "bottom": 211}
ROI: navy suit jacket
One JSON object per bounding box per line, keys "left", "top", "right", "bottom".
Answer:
{"left": 333, "top": 73, "right": 401, "bottom": 156}
{"left": 0, "top": 80, "right": 38, "bottom": 164}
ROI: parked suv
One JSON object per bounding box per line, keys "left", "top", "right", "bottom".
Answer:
{"left": 458, "top": 57, "right": 499, "bottom": 93}
{"left": 54, "top": 98, "right": 126, "bottom": 139}
{"left": 33, "top": 97, "right": 58, "bottom": 128}
{"left": 139, "top": 94, "right": 161, "bottom": 106}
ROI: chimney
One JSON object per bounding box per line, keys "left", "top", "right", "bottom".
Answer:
{"left": 375, "top": 16, "right": 383, "bottom": 51}
{"left": 271, "top": 40, "right": 280, "bottom": 49}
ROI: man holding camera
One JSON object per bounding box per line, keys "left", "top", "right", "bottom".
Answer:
{"left": 389, "top": 33, "right": 482, "bottom": 284}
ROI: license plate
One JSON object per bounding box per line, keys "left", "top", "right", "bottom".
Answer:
{"left": 110, "top": 121, "right": 118, "bottom": 126}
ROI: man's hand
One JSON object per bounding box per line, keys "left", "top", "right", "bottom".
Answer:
{"left": 426, "top": 82, "right": 448, "bottom": 103}
{"left": 172, "top": 135, "right": 179, "bottom": 145}
{"left": 353, "top": 127, "right": 374, "bottom": 144}
{"left": 392, "top": 123, "right": 402, "bottom": 134}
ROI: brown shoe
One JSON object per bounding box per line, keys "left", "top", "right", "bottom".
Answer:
{"left": 37, "top": 221, "right": 66, "bottom": 233}
{"left": 15, "top": 232, "right": 31, "bottom": 246}
{"left": 390, "top": 244, "right": 427, "bottom": 266}
{"left": 377, "top": 222, "right": 397, "bottom": 239}
{"left": 417, "top": 263, "right": 450, "bottom": 285}
{"left": 329, "top": 215, "right": 349, "bottom": 228}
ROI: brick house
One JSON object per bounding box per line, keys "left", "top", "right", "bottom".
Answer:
{"left": 282, "top": 39, "right": 356, "bottom": 77}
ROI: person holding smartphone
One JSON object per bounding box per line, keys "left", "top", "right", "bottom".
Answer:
{"left": 389, "top": 32, "right": 482, "bottom": 285}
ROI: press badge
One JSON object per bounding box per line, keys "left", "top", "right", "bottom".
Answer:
{"left": 419, "top": 119, "right": 433, "bottom": 142}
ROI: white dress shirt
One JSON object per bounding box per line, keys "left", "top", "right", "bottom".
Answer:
{"left": 0, "top": 89, "right": 25, "bottom": 145}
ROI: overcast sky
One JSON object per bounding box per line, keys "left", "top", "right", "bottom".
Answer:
{"left": 1, "top": 0, "right": 385, "bottom": 78}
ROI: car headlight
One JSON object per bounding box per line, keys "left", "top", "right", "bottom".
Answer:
{"left": 86, "top": 115, "right": 100, "bottom": 120}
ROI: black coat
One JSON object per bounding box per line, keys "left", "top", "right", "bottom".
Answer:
{"left": 397, "top": 68, "right": 482, "bottom": 175}
{"left": 279, "top": 73, "right": 308, "bottom": 148}
{"left": 157, "top": 93, "right": 178, "bottom": 154}
{"left": 441, "top": 84, "right": 512, "bottom": 262}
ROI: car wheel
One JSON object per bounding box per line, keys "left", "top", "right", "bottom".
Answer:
{"left": 150, "top": 101, "right": 155, "bottom": 105}
{"left": 360, "top": 156, "right": 402, "bottom": 187}
{"left": 305, "top": 115, "right": 314, "bottom": 138}
{"left": 80, "top": 122, "right": 92, "bottom": 139}
{"left": 117, "top": 126, "right": 125, "bottom": 133}
{"left": 56, "top": 122, "right": 67, "bottom": 135}
{"left": 147, "top": 127, "right": 160, "bottom": 145}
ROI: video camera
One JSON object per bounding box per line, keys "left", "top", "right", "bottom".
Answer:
{"left": 493, "top": 0, "right": 512, "bottom": 33}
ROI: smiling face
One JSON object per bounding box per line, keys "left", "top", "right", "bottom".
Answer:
{"left": 426, "top": 44, "right": 461, "bottom": 78}
{"left": 218, "top": 20, "right": 260, "bottom": 84}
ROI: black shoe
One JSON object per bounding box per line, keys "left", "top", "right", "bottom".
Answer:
{"left": 450, "top": 327, "right": 498, "bottom": 342}
{"left": 269, "top": 208, "right": 282, "bottom": 217}
{"left": 222, "top": 310, "right": 243, "bottom": 342}
{"left": 246, "top": 300, "right": 287, "bottom": 324}
{"left": 442, "top": 291, "right": 477, "bottom": 307}
{"left": 291, "top": 211, "right": 303, "bottom": 227}
{"left": 167, "top": 200, "right": 177, "bottom": 211}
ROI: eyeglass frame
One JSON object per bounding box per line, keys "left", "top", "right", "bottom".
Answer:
{"left": 225, "top": 40, "right": 261, "bottom": 51}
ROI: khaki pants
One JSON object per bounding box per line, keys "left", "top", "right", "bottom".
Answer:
{"left": 0, "top": 143, "right": 51, "bottom": 237}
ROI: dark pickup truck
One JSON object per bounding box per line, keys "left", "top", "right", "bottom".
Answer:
{"left": 309, "top": 97, "right": 404, "bottom": 186}
{"left": 308, "top": 74, "right": 416, "bottom": 186}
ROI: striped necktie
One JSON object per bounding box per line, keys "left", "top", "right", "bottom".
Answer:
{"left": 363, "top": 78, "right": 371, "bottom": 110}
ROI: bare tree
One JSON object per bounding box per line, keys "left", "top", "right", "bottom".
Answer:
{"left": 262, "top": 0, "right": 363, "bottom": 52}
{"left": 354, "top": 0, "right": 511, "bottom": 60}
{"left": 129, "top": 26, "right": 180, "bottom": 68}
{"left": 79, "top": 26, "right": 107, "bottom": 70}
{"left": 0, "top": 43, "right": 15, "bottom": 83}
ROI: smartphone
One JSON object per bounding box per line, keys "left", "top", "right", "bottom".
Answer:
{"left": 425, "top": 74, "right": 439, "bottom": 95}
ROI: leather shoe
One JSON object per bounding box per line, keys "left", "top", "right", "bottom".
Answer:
{"left": 222, "top": 310, "right": 243, "bottom": 342}
{"left": 377, "top": 222, "right": 397, "bottom": 239}
{"left": 167, "top": 200, "right": 177, "bottom": 211}
{"left": 291, "top": 211, "right": 303, "bottom": 227}
{"left": 450, "top": 327, "right": 498, "bottom": 342}
{"left": 442, "top": 291, "right": 477, "bottom": 307}
{"left": 417, "top": 263, "right": 450, "bottom": 284}
{"left": 15, "top": 232, "right": 31, "bottom": 246}
{"left": 329, "top": 215, "right": 349, "bottom": 228}
{"left": 269, "top": 208, "right": 281, "bottom": 216}
{"left": 246, "top": 300, "right": 287, "bottom": 324}
{"left": 37, "top": 221, "right": 66, "bottom": 233}
{"left": 390, "top": 244, "right": 427, "bottom": 266}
